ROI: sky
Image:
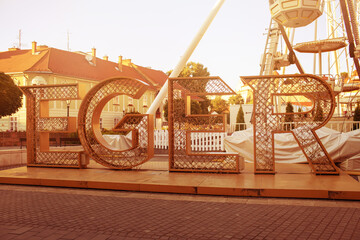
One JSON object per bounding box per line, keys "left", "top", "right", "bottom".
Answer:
{"left": 0, "top": 0, "right": 347, "bottom": 90}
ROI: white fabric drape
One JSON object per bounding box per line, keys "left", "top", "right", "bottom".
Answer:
{"left": 225, "top": 127, "right": 360, "bottom": 164}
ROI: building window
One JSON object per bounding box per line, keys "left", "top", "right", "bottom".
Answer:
{"left": 10, "top": 117, "right": 17, "bottom": 132}
{"left": 143, "top": 95, "right": 148, "bottom": 108}
{"left": 113, "top": 96, "right": 120, "bottom": 105}
{"left": 114, "top": 117, "right": 120, "bottom": 127}
{"left": 128, "top": 96, "right": 133, "bottom": 107}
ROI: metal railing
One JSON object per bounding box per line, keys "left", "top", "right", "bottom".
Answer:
{"left": 154, "top": 121, "right": 360, "bottom": 149}
{"left": 229, "top": 121, "right": 360, "bottom": 133}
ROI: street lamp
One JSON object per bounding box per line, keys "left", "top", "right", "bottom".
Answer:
{"left": 66, "top": 99, "right": 71, "bottom": 117}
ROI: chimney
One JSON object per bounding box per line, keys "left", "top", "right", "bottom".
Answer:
{"left": 32, "top": 41, "right": 37, "bottom": 55}
{"left": 118, "top": 56, "right": 123, "bottom": 72}
{"left": 92, "top": 47, "right": 96, "bottom": 58}
{"left": 103, "top": 55, "right": 108, "bottom": 61}
{"left": 8, "top": 47, "right": 20, "bottom": 51}
{"left": 123, "top": 58, "right": 131, "bottom": 66}
{"left": 91, "top": 47, "right": 96, "bottom": 65}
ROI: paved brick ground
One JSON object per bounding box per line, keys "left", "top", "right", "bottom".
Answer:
{"left": 0, "top": 185, "right": 359, "bottom": 239}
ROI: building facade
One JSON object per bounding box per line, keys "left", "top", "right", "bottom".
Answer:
{"left": 0, "top": 42, "right": 168, "bottom": 131}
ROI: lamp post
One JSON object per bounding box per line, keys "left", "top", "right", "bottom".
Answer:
{"left": 66, "top": 99, "right": 71, "bottom": 117}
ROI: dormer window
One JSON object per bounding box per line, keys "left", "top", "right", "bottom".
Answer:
{"left": 128, "top": 96, "right": 133, "bottom": 106}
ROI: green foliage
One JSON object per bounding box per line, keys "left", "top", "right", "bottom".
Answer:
{"left": 168, "top": 62, "right": 210, "bottom": 99}
{"left": 199, "top": 98, "right": 211, "bottom": 114}
{"left": 245, "top": 93, "right": 253, "bottom": 104}
{"left": 297, "top": 107, "right": 306, "bottom": 120}
{"left": 211, "top": 96, "right": 229, "bottom": 114}
{"left": 285, "top": 102, "right": 294, "bottom": 120}
{"left": 124, "top": 110, "right": 141, "bottom": 115}
{"left": 341, "top": 72, "right": 349, "bottom": 80}
{"left": 166, "top": 62, "right": 211, "bottom": 117}
{"left": 191, "top": 100, "right": 207, "bottom": 115}
{"left": 163, "top": 98, "right": 208, "bottom": 121}
{"left": 228, "top": 94, "right": 244, "bottom": 105}
{"left": 123, "top": 109, "right": 142, "bottom": 125}
{"left": 163, "top": 100, "right": 170, "bottom": 122}
{"left": 313, "top": 104, "right": 324, "bottom": 122}
{"left": 297, "top": 106, "right": 302, "bottom": 115}
{"left": 0, "top": 72, "right": 23, "bottom": 118}
{"left": 284, "top": 102, "right": 294, "bottom": 130}
{"left": 167, "top": 62, "right": 210, "bottom": 77}
{"left": 235, "top": 105, "right": 246, "bottom": 131}
{"left": 191, "top": 100, "right": 201, "bottom": 115}
{"left": 353, "top": 103, "right": 360, "bottom": 130}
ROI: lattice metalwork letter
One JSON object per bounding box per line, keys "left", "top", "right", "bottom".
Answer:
{"left": 78, "top": 77, "right": 154, "bottom": 169}
{"left": 20, "top": 84, "right": 88, "bottom": 168}
{"left": 168, "top": 77, "right": 242, "bottom": 173}
{"left": 241, "top": 74, "right": 339, "bottom": 175}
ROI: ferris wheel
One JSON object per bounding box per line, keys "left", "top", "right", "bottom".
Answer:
{"left": 262, "top": 0, "right": 360, "bottom": 116}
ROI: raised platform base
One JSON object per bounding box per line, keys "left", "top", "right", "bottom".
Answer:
{"left": 0, "top": 157, "right": 359, "bottom": 200}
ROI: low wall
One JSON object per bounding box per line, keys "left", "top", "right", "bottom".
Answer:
{"left": 0, "top": 149, "right": 27, "bottom": 168}
{"left": 0, "top": 132, "right": 76, "bottom": 147}
{"left": 0, "top": 132, "right": 26, "bottom": 147}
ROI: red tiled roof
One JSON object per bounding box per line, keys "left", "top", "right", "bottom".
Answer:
{"left": 0, "top": 47, "right": 168, "bottom": 89}
{"left": 0, "top": 49, "right": 47, "bottom": 73}
{"left": 133, "top": 64, "right": 167, "bottom": 86}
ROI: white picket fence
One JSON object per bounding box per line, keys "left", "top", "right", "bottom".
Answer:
{"left": 154, "top": 130, "right": 226, "bottom": 151}
{"left": 154, "top": 130, "right": 169, "bottom": 149}
{"left": 190, "top": 132, "right": 226, "bottom": 151}
{"left": 154, "top": 121, "right": 360, "bottom": 150}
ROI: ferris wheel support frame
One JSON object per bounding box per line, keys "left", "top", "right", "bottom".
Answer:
{"left": 278, "top": 24, "right": 305, "bottom": 74}
{"left": 340, "top": 0, "right": 360, "bottom": 77}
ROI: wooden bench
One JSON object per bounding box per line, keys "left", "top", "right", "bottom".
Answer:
{"left": 60, "top": 137, "right": 81, "bottom": 147}
{"left": 20, "top": 138, "right": 57, "bottom": 149}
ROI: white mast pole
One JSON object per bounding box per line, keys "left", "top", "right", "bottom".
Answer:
{"left": 146, "top": 0, "right": 226, "bottom": 115}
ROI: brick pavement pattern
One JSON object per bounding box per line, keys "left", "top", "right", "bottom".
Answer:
{"left": 0, "top": 188, "right": 359, "bottom": 240}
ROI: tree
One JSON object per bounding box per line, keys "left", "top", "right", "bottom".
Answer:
{"left": 245, "top": 93, "right": 253, "bottom": 104}
{"left": 341, "top": 72, "right": 349, "bottom": 82}
{"left": 297, "top": 106, "right": 302, "bottom": 115}
{"left": 313, "top": 104, "right": 324, "bottom": 122}
{"left": 353, "top": 103, "right": 360, "bottom": 130}
{"left": 166, "top": 62, "right": 210, "bottom": 77}
{"left": 235, "top": 104, "right": 246, "bottom": 131}
{"left": 284, "top": 102, "right": 294, "bottom": 130}
{"left": 163, "top": 99, "right": 207, "bottom": 121}
{"left": 211, "top": 96, "right": 229, "bottom": 114}
{"left": 166, "top": 62, "right": 211, "bottom": 115}
{"left": 199, "top": 98, "right": 211, "bottom": 114}
{"left": 190, "top": 100, "right": 201, "bottom": 115}
{"left": 0, "top": 72, "right": 23, "bottom": 118}
{"left": 228, "top": 94, "right": 244, "bottom": 105}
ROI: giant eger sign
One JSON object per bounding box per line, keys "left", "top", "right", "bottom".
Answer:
{"left": 21, "top": 74, "right": 339, "bottom": 175}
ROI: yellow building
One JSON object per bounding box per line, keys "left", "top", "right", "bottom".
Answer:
{"left": 0, "top": 42, "right": 168, "bottom": 131}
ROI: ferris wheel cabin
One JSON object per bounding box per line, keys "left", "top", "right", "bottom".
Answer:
{"left": 269, "top": 0, "right": 324, "bottom": 28}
